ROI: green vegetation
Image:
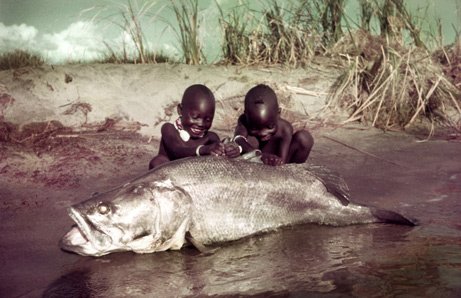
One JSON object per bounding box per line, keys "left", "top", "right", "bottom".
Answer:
{"left": 83, "top": 0, "right": 168, "bottom": 64}
{"left": 0, "top": 50, "right": 44, "bottom": 70}
{"left": 1, "top": 0, "right": 459, "bottom": 133}
{"left": 217, "top": 1, "right": 322, "bottom": 66}
{"left": 323, "top": 0, "right": 460, "bottom": 132}
{"left": 169, "top": 0, "right": 204, "bottom": 65}
{"left": 96, "top": 46, "right": 174, "bottom": 64}
{"left": 326, "top": 34, "right": 460, "bottom": 131}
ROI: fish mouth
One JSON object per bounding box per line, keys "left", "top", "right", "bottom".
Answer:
{"left": 60, "top": 207, "right": 112, "bottom": 256}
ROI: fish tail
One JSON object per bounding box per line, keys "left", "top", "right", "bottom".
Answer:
{"left": 370, "top": 208, "right": 418, "bottom": 226}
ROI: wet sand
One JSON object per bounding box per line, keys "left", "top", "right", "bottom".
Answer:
{"left": 1, "top": 125, "right": 460, "bottom": 297}
{"left": 1, "top": 63, "right": 460, "bottom": 297}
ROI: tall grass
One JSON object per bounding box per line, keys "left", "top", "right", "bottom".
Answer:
{"left": 0, "top": 50, "right": 45, "bottom": 70}
{"left": 216, "top": 2, "right": 252, "bottom": 65}
{"left": 169, "top": 0, "right": 204, "bottom": 65}
{"left": 375, "top": 0, "right": 425, "bottom": 48}
{"left": 318, "top": 0, "right": 346, "bottom": 44}
{"left": 84, "top": 0, "right": 165, "bottom": 64}
{"left": 97, "top": 44, "right": 173, "bottom": 64}
{"left": 217, "top": 0, "right": 323, "bottom": 66}
{"left": 323, "top": 0, "right": 460, "bottom": 133}
{"left": 327, "top": 32, "right": 460, "bottom": 131}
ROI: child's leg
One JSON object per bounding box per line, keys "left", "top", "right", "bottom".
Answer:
{"left": 288, "top": 130, "right": 314, "bottom": 163}
{"left": 148, "top": 154, "right": 170, "bottom": 170}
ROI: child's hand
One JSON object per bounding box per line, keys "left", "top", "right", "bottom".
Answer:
{"left": 261, "top": 153, "right": 284, "bottom": 166}
{"left": 208, "top": 142, "right": 225, "bottom": 156}
{"left": 224, "top": 142, "right": 241, "bottom": 158}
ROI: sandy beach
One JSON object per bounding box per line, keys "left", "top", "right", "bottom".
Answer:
{"left": 1, "top": 63, "right": 461, "bottom": 297}
{"left": 0, "top": 62, "right": 344, "bottom": 194}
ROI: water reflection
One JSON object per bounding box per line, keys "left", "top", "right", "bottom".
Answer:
{"left": 42, "top": 269, "right": 101, "bottom": 297}
{"left": 43, "top": 224, "right": 418, "bottom": 297}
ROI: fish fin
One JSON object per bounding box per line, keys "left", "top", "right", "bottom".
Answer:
{"left": 370, "top": 208, "right": 418, "bottom": 226}
{"left": 304, "top": 164, "right": 351, "bottom": 206}
{"left": 185, "top": 232, "right": 218, "bottom": 255}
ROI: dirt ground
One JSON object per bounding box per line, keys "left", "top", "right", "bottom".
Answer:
{"left": 1, "top": 63, "right": 460, "bottom": 297}
{"left": 0, "top": 120, "right": 458, "bottom": 213}
{"left": 1, "top": 123, "right": 461, "bottom": 297}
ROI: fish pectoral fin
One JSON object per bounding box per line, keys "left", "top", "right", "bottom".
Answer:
{"left": 305, "top": 164, "right": 351, "bottom": 206}
{"left": 185, "top": 232, "right": 218, "bottom": 255}
{"left": 327, "top": 188, "right": 350, "bottom": 206}
{"left": 370, "top": 208, "right": 418, "bottom": 226}
{"left": 128, "top": 234, "right": 160, "bottom": 253}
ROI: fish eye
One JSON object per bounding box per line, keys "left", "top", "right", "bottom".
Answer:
{"left": 97, "top": 202, "right": 111, "bottom": 215}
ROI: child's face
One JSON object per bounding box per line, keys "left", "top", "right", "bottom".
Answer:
{"left": 245, "top": 105, "right": 278, "bottom": 142}
{"left": 179, "top": 97, "right": 215, "bottom": 139}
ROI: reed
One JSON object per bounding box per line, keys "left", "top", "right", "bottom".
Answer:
{"left": 325, "top": 0, "right": 461, "bottom": 133}
{"left": 169, "top": 0, "right": 204, "bottom": 65}
{"left": 84, "top": 0, "right": 164, "bottom": 64}
{"left": 0, "top": 50, "right": 45, "bottom": 70}
{"left": 96, "top": 50, "right": 173, "bottom": 64}
{"left": 318, "top": 0, "right": 346, "bottom": 44}
{"left": 327, "top": 31, "right": 460, "bottom": 132}
{"left": 216, "top": 2, "right": 252, "bottom": 65}
{"left": 355, "top": 0, "right": 426, "bottom": 48}
{"left": 217, "top": 0, "right": 322, "bottom": 66}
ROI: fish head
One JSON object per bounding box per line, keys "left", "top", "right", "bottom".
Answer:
{"left": 61, "top": 179, "right": 192, "bottom": 257}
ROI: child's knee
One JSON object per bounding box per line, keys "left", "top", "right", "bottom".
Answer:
{"left": 294, "top": 130, "right": 314, "bottom": 150}
{"left": 149, "top": 154, "right": 170, "bottom": 170}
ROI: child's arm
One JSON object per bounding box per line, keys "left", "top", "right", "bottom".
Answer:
{"left": 202, "top": 132, "right": 225, "bottom": 156}
{"left": 277, "top": 120, "right": 294, "bottom": 164}
{"left": 160, "top": 123, "right": 196, "bottom": 159}
{"left": 259, "top": 120, "right": 292, "bottom": 166}
{"left": 161, "top": 123, "right": 224, "bottom": 159}
{"left": 233, "top": 115, "right": 258, "bottom": 154}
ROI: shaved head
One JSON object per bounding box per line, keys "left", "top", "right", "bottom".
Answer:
{"left": 181, "top": 84, "right": 215, "bottom": 110}
{"left": 244, "top": 84, "right": 278, "bottom": 111}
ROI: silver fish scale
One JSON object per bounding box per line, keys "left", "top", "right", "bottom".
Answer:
{"left": 151, "top": 156, "right": 370, "bottom": 245}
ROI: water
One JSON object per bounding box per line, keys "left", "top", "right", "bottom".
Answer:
{"left": 36, "top": 224, "right": 460, "bottom": 297}
{"left": 1, "top": 132, "right": 460, "bottom": 297}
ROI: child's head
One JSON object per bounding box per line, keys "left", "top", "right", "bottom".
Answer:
{"left": 177, "top": 84, "right": 216, "bottom": 139}
{"left": 244, "top": 84, "right": 279, "bottom": 141}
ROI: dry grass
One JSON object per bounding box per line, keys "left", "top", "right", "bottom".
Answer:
{"left": 326, "top": 30, "right": 460, "bottom": 132}
{"left": 433, "top": 37, "right": 461, "bottom": 91}
{"left": 83, "top": 0, "right": 167, "bottom": 64}
{"left": 0, "top": 50, "right": 45, "bottom": 70}
{"left": 169, "top": 0, "right": 204, "bottom": 65}
{"left": 2, "top": 0, "right": 459, "bottom": 135}
{"left": 217, "top": 1, "right": 323, "bottom": 66}
{"left": 97, "top": 47, "right": 174, "bottom": 64}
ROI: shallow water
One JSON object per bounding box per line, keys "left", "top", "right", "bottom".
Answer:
{"left": 1, "top": 133, "right": 460, "bottom": 297}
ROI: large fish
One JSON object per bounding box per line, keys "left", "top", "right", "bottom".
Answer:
{"left": 60, "top": 156, "right": 416, "bottom": 257}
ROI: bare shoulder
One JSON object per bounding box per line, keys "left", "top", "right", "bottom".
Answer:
{"left": 277, "top": 118, "right": 294, "bottom": 134}
{"left": 161, "top": 122, "right": 175, "bottom": 132}
{"left": 160, "top": 122, "right": 180, "bottom": 142}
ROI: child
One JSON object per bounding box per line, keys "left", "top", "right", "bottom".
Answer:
{"left": 233, "top": 84, "right": 314, "bottom": 166}
{"left": 149, "top": 84, "right": 240, "bottom": 169}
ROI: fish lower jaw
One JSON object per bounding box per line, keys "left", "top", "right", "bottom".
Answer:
{"left": 63, "top": 209, "right": 114, "bottom": 256}
{"left": 60, "top": 226, "right": 100, "bottom": 256}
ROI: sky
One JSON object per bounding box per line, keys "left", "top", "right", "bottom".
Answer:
{"left": 1, "top": 0, "right": 460, "bottom": 64}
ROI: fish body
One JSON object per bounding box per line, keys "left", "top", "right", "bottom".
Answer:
{"left": 61, "top": 156, "right": 415, "bottom": 257}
